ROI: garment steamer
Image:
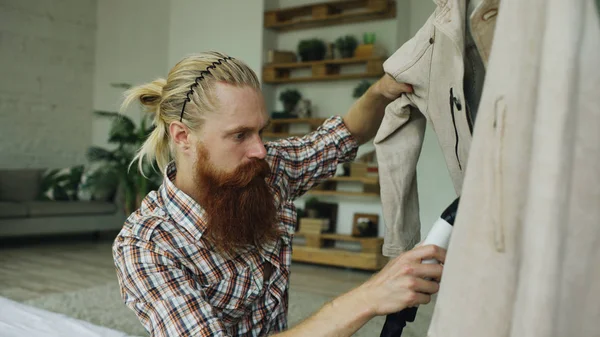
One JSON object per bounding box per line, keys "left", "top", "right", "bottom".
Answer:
{"left": 379, "top": 197, "right": 460, "bottom": 337}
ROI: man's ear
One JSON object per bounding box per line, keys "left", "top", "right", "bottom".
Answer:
{"left": 169, "top": 121, "right": 193, "bottom": 151}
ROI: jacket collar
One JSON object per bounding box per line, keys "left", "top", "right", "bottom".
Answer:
{"left": 433, "top": 0, "right": 500, "bottom": 63}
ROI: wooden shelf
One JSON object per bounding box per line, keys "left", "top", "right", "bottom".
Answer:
{"left": 265, "top": 0, "right": 396, "bottom": 32}
{"left": 264, "top": 57, "right": 384, "bottom": 84}
{"left": 306, "top": 190, "right": 379, "bottom": 197}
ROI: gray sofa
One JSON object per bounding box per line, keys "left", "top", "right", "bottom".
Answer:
{"left": 0, "top": 169, "right": 126, "bottom": 238}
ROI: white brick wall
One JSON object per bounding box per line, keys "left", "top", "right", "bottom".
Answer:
{"left": 0, "top": 0, "right": 97, "bottom": 169}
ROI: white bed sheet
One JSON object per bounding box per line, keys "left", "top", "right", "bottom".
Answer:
{"left": 0, "top": 296, "right": 135, "bottom": 337}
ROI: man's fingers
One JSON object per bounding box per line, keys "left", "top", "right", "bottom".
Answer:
{"left": 412, "top": 277, "right": 440, "bottom": 295}
{"left": 406, "top": 292, "right": 432, "bottom": 307}
{"left": 395, "top": 82, "right": 413, "bottom": 93}
{"left": 412, "top": 263, "right": 443, "bottom": 282}
{"left": 402, "top": 244, "right": 446, "bottom": 264}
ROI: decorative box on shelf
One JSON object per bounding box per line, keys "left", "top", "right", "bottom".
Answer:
{"left": 298, "top": 218, "right": 330, "bottom": 235}
{"left": 354, "top": 44, "right": 387, "bottom": 59}
{"left": 267, "top": 50, "right": 297, "bottom": 64}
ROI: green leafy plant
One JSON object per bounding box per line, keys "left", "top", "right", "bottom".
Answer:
{"left": 279, "top": 89, "right": 302, "bottom": 113}
{"left": 335, "top": 35, "right": 358, "bottom": 58}
{"left": 86, "top": 85, "right": 162, "bottom": 213}
{"left": 297, "top": 39, "right": 327, "bottom": 62}
{"left": 353, "top": 80, "right": 372, "bottom": 98}
{"left": 39, "top": 165, "right": 85, "bottom": 201}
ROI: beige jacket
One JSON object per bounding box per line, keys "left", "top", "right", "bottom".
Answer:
{"left": 428, "top": 0, "right": 600, "bottom": 335}
{"left": 375, "top": 0, "right": 499, "bottom": 256}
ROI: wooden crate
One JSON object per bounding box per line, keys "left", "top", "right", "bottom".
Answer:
{"left": 267, "top": 50, "right": 297, "bottom": 64}
{"left": 292, "top": 233, "right": 386, "bottom": 270}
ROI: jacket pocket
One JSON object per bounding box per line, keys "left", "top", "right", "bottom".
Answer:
{"left": 449, "top": 88, "right": 462, "bottom": 171}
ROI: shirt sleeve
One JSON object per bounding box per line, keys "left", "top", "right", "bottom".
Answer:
{"left": 113, "top": 237, "right": 230, "bottom": 337}
{"left": 266, "top": 115, "right": 359, "bottom": 200}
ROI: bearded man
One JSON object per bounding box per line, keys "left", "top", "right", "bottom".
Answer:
{"left": 113, "top": 51, "right": 446, "bottom": 337}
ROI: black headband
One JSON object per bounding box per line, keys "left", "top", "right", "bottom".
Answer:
{"left": 179, "top": 56, "right": 234, "bottom": 122}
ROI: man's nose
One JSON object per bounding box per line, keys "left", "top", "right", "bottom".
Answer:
{"left": 247, "top": 135, "right": 267, "bottom": 160}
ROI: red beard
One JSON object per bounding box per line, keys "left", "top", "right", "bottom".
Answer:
{"left": 193, "top": 145, "right": 280, "bottom": 255}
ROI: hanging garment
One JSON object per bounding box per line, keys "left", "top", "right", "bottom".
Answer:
{"left": 374, "top": 0, "right": 498, "bottom": 256}
{"left": 428, "top": 0, "right": 600, "bottom": 335}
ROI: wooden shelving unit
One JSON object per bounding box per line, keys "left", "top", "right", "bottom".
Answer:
{"left": 264, "top": 0, "right": 396, "bottom": 31}
{"left": 292, "top": 232, "right": 386, "bottom": 270}
{"left": 263, "top": 57, "right": 384, "bottom": 84}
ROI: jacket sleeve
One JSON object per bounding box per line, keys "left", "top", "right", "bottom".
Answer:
{"left": 374, "top": 13, "right": 436, "bottom": 257}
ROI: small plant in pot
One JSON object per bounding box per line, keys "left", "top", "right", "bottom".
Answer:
{"left": 335, "top": 35, "right": 358, "bottom": 58}
{"left": 353, "top": 80, "right": 372, "bottom": 98}
{"left": 297, "top": 39, "right": 327, "bottom": 62}
{"left": 304, "top": 197, "right": 320, "bottom": 218}
{"left": 279, "top": 89, "right": 302, "bottom": 114}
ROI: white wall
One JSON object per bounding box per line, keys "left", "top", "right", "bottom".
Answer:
{"left": 0, "top": 0, "right": 97, "bottom": 169}
{"left": 409, "top": 0, "right": 436, "bottom": 36}
{"left": 92, "top": 0, "right": 171, "bottom": 148}
{"left": 407, "top": 0, "right": 457, "bottom": 236}
{"left": 168, "top": 0, "right": 264, "bottom": 76}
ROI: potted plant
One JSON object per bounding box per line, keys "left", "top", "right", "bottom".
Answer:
{"left": 353, "top": 80, "right": 372, "bottom": 98}
{"left": 297, "top": 38, "right": 327, "bottom": 62}
{"left": 304, "top": 197, "right": 320, "bottom": 218}
{"left": 279, "top": 89, "right": 302, "bottom": 114}
{"left": 335, "top": 35, "right": 358, "bottom": 58}
{"left": 86, "top": 86, "right": 163, "bottom": 214}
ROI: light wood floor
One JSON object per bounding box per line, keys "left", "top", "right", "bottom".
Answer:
{"left": 0, "top": 233, "right": 374, "bottom": 303}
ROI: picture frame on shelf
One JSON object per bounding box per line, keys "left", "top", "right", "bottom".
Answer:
{"left": 352, "top": 213, "right": 379, "bottom": 237}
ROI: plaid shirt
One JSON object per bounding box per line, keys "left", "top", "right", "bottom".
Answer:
{"left": 113, "top": 116, "right": 358, "bottom": 337}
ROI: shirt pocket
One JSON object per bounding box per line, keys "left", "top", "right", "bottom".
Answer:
{"left": 201, "top": 262, "right": 261, "bottom": 324}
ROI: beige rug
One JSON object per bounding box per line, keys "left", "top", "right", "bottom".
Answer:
{"left": 24, "top": 281, "right": 434, "bottom": 336}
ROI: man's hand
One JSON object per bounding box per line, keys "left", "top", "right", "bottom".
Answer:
{"left": 343, "top": 74, "right": 413, "bottom": 144}
{"left": 372, "top": 74, "right": 414, "bottom": 101}
{"left": 356, "top": 244, "right": 446, "bottom": 316}
{"left": 276, "top": 244, "right": 445, "bottom": 337}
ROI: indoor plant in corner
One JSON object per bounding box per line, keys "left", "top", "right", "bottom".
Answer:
{"left": 86, "top": 99, "right": 162, "bottom": 215}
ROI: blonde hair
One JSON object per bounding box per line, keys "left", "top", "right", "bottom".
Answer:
{"left": 122, "top": 51, "right": 261, "bottom": 175}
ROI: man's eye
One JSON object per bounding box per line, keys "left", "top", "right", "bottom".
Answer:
{"left": 234, "top": 132, "right": 246, "bottom": 141}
